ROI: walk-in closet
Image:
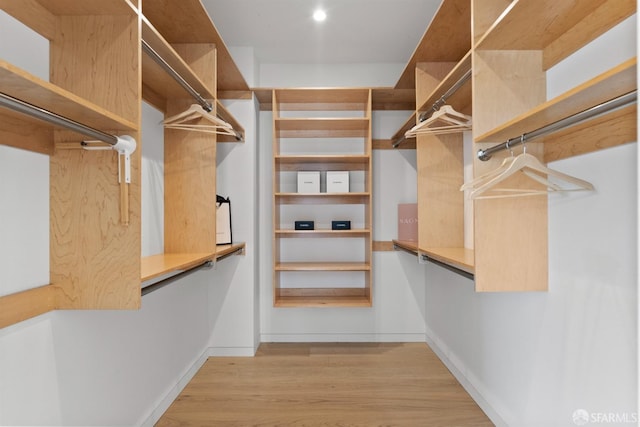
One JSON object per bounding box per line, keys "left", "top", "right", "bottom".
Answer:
{"left": 0, "top": 0, "right": 636, "bottom": 425}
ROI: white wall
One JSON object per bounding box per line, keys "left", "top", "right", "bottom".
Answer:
{"left": 424, "top": 16, "right": 638, "bottom": 427}
{"left": 209, "top": 95, "right": 261, "bottom": 355}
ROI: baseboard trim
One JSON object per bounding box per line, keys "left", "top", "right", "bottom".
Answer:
{"left": 261, "top": 333, "right": 426, "bottom": 343}
{"left": 138, "top": 347, "right": 209, "bottom": 427}
{"left": 424, "top": 328, "right": 508, "bottom": 427}
{"left": 209, "top": 346, "right": 257, "bottom": 357}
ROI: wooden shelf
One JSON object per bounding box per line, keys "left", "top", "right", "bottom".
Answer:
{"left": 275, "top": 193, "right": 370, "bottom": 205}
{"left": 0, "top": 60, "right": 137, "bottom": 136}
{"left": 256, "top": 87, "right": 415, "bottom": 111}
{"left": 274, "top": 289, "right": 372, "bottom": 308}
{"left": 275, "top": 262, "right": 371, "bottom": 272}
{"left": 475, "top": 58, "right": 637, "bottom": 144}
{"left": 417, "top": 50, "right": 472, "bottom": 116}
{"left": 475, "top": 0, "right": 635, "bottom": 69}
{"left": 140, "top": 243, "right": 246, "bottom": 282}
{"left": 141, "top": 17, "right": 216, "bottom": 108}
{"left": 395, "top": 0, "right": 471, "bottom": 89}
{"left": 275, "top": 88, "right": 371, "bottom": 111}
{"left": 276, "top": 229, "right": 370, "bottom": 238}
{"left": 141, "top": 0, "right": 249, "bottom": 92}
{"left": 275, "top": 155, "right": 369, "bottom": 171}
{"left": 275, "top": 118, "right": 370, "bottom": 138}
{"left": 420, "top": 248, "right": 475, "bottom": 275}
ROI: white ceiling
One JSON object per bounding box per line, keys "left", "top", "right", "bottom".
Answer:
{"left": 201, "top": 0, "right": 443, "bottom": 65}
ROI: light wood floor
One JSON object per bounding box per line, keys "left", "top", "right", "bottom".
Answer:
{"left": 156, "top": 342, "right": 494, "bottom": 426}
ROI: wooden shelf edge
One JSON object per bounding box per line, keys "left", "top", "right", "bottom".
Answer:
{"left": 216, "top": 243, "right": 246, "bottom": 260}
{"left": 0, "top": 60, "right": 137, "bottom": 133}
{"left": 141, "top": 253, "right": 215, "bottom": 282}
{"left": 274, "top": 289, "right": 372, "bottom": 308}
{"left": 140, "top": 242, "right": 245, "bottom": 282}
{"left": 475, "top": 58, "right": 637, "bottom": 144}
{"left": 419, "top": 247, "right": 475, "bottom": 275}
{"left": 275, "top": 262, "right": 371, "bottom": 272}
{"left": 0, "top": 284, "right": 55, "bottom": 330}
{"left": 276, "top": 229, "right": 370, "bottom": 237}
{"left": 392, "top": 240, "right": 420, "bottom": 256}
{"left": 141, "top": 244, "right": 246, "bottom": 282}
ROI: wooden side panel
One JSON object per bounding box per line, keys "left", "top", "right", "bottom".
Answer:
{"left": 417, "top": 133, "right": 465, "bottom": 249}
{"left": 51, "top": 142, "right": 141, "bottom": 308}
{"left": 472, "top": 49, "right": 547, "bottom": 292}
{"left": 51, "top": 15, "right": 140, "bottom": 121}
{"left": 50, "top": 15, "right": 141, "bottom": 309}
{"left": 415, "top": 62, "right": 464, "bottom": 251}
{"left": 163, "top": 45, "right": 217, "bottom": 253}
{"left": 164, "top": 105, "right": 217, "bottom": 253}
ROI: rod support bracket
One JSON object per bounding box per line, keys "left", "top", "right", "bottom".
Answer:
{"left": 477, "top": 149, "right": 492, "bottom": 161}
{"left": 82, "top": 135, "right": 137, "bottom": 183}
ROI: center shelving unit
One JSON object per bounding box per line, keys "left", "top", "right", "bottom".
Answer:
{"left": 272, "top": 88, "right": 373, "bottom": 307}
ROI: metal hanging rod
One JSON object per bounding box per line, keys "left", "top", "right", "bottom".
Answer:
{"left": 141, "top": 39, "right": 213, "bottom": 112}
{"left": 420, "top": 254, "right": 475, "bottom": 281}
{"left": 141, "top": 260, "right": 214, "bottom": 296}
{"left": 418, "top": 68, "right": 472, "bottom": 123}
{"left": 393, "top": 68, "right": 472, "bottom": 148}
{"left": 478, "top": 90, "right": 637, "bottom": 161}
{"left": 0, "top": 92, "right": 118, "bottom": 145}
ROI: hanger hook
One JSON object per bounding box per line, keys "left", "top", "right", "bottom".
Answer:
{"left": 520, "top": 134, "right": 526, "bottom": 154}
{"left": 505, "top": 139, "right": 514, "bottom": 157}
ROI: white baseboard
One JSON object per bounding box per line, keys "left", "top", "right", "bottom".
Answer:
{"left": 424, "top": 328, "right": 508, "bottom": 427}
{"left": 138, "top": 347, "right": 210, "bottom": 427}
{"left": 209, "top": 346, "right": 257, "bottom": 357}
{"left": 261, "top": 333, "right": 426, "bottom": 342}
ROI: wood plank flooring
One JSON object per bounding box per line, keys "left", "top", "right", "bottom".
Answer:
{"left": 156, "top": 342, "right": 494, "bottom": 426}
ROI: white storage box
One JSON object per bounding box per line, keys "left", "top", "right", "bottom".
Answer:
{"left": 297, "top": 171, "right": 320, "bottom": 193}
{"left": 326, "top": 171, "right": 349, "bottom": 193}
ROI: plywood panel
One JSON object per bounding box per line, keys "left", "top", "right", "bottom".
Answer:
{"left": 417, "top": 133, "right": 465, "bottom": 249}
{"left": 164, "top": 103, "right": 217, "bottom": 254}
{"left": 50, "top": 14, "right": 141, "bottom": 309}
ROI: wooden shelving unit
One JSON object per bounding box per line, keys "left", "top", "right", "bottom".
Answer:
{"left": 272, "top": 88, "right": 373, "bottom": 307}
{"left": 471, "top": 0, "right": 636, "bottom": 292}
{"left": 408, "top": 3, "right": 473, "bottom": 277}
{"left": 0, "top": 0, "right": 248, "bottom": 328}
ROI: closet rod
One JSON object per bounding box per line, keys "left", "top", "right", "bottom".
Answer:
{"left": 477, "top": 90, "right": 637, "bottom": 161}
{"left": 393, "top": 68, "right": 471, "bottom": 148}
{"left": 0, "top": 92, "right": 118, "bottom": 145}
{"left": 421, "top": 254, "right": 474, "bottom": 281}
{"left": 141, "top": 260, "right": 214, "bottom": 296}
{"left": 141, "top": 39, "right": 213, "bottom": 112}
{"left": 418, "top": 68, "right": 472, "bottom": 123}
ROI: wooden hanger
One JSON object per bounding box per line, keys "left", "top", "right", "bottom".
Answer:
{"left": 464, "top": 146, "right": 594, "bottom": 199}
{"left": 405, "top": 105, "right": 472, "bottom": 137}
{"left": 162, "top": 104, "right": 238, "bottom": 137}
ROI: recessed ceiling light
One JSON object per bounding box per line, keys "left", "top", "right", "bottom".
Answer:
{"left": 313, "top": 9, "right": 327, "bottom": 22}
